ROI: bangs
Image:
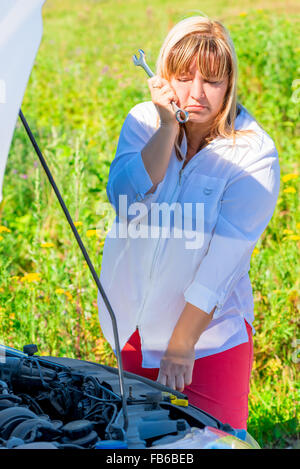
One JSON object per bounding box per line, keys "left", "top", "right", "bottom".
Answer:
{"left": 166, "top": 34, "right": 231, "bottom": 81}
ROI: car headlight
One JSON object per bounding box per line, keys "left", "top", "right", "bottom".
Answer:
{"left": 151, "top": 426, "right": 260, "bottom": 449}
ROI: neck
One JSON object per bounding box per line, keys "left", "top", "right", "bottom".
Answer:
{"left": 184, "top": 121, "right": 213, "bottom": 152}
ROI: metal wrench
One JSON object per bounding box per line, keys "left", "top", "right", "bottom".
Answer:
{"left": 132, "top": 49, "right": 189, "bottom": 124}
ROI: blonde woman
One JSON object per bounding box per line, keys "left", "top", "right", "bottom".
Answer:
{"left": 97, "top": 16, "right": 280, "bottom": 430}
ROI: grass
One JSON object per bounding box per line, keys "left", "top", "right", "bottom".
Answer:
{"left": 0, "top": 0, "right": 299, "bottom": 448}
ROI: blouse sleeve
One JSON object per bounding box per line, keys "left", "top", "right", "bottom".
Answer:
{"left": 183, "top": 134, "right": 281, "bottom": 320}
{"left": 106, "top": 103, "right": 165, "bottom": 222}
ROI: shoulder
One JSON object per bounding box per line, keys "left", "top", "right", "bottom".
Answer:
{"left": 118, "top": 101, "right": 158, "bottom": 144}
{"left": 231, "top": 104, "right": 279, "bottom": 167}
{"left": 128, "top": 101, "right": 159, "bottom": 129}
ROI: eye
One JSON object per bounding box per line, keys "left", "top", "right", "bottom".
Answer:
{"left": 205, "top": 79, "right": 221, "bottom": 85}
{"left": 177, "top": 76, "right": 192, "bottom": 82}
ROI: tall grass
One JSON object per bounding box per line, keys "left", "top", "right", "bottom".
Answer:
{"left": 0, "top": 0, "right": 299, "bottom": 447}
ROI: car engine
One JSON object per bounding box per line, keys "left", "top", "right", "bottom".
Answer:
{"left": 0, "top": 345, "right": 237, "bottom": 449}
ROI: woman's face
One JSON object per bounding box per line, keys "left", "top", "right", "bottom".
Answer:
{"left": 170, "top": 57, "right": 229, "bottom": 125}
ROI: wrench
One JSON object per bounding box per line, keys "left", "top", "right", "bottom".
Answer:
{"left": 132, "top": 49, "right": 189, "bottom": 124}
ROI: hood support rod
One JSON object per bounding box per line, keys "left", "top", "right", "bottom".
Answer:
{"left": 18, "top": 108, "right": 129, "bottom": 434}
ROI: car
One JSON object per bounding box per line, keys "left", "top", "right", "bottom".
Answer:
{"left": 0, "top": 3, "right": 260, "bottom": 450}
{"left": 0, "top": 343, "right": 260, "bottom": 449}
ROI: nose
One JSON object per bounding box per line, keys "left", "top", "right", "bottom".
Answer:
{"left": 190, "top": 77, "right": 205, "bottom": 101}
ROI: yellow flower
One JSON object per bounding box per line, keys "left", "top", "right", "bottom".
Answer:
{"left": 283, "top": 186, "right": 296, "bottom": 194}
{"left": 86, "top": 229, "right": 98, "bottom": 238}
{"left": 10, "top": 275, "right": 20, "bottom": 281}
{"left": 296, "top": 222, "right": 300, "bottom": 230}
{"left": 41, "top": 242, "right": 54, "bottom": 248}
{"left": 239, "top": 12, "right": 247, "bottom": 17}
{"left": 55, "top": 288, "right": 73, "bottom": 302}
{"left": 267, "top": 357, "right": 282, "bottom": 373}
{"left": 283, "top": 229, "right": 294, "bottom": 235}
{"left": 21, "top": 273, "right": 41, "bottom": 283}
{"left": 64, "top": 291, "right": 73, "bottom": 302}
{"left": 87, "top": 139, "right": 96, "bottom": 148}
{"left": 288, "top": 290, "right": 298, "bottom": 302}
{"left": 0, "top": 288, "right": 4, "bottom": 293}
{"left": 0, "top": 226, "right": 11, "bottom": 233}
{"left": 252, "top": 247, "right": 259, "bottom": 256}
{"left": 282, "top": 173, "right": 298, "bottom": 183}
{"left": 289, "top": 235, "right": 300, "bottom": 241}
{"left": 74, "top": 221, "right": 83, "bottom": 227}
{"left": 0, "top": 236, "right": 3, "bottom": 241}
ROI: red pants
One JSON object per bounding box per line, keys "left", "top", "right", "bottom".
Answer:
{"left": 121, "top": 320, "right": 253, "bottom": 430}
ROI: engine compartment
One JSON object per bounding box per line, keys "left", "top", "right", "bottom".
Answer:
{"left": 0, "top": 347, "right": 223, "bottom": 449}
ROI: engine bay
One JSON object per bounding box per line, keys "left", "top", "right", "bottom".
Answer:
{"left": 0, "top": 346, "right": 223, "bottom": 449}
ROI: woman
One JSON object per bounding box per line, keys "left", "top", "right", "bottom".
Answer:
{"left": 97, "top": 16, "right": 280, "bottom": 430}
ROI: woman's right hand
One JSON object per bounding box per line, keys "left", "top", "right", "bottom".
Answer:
{"left": 147, "top": 76, "right": 180, "bottom": 127}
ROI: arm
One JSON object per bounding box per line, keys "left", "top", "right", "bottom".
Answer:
{"left": 183, "top": 136, "right": 280, "bottom": 320}
{"left": 157, "top": 302, "right": 216, "bottom": 392}
{"left": 142, "top": 123, "right": 178, "bottom": 192}
{"left": 168, "top": 302, "right": 216, "bottom": 349}
{"left": 107, "top": 77, "right": 180, "bottom": 217}
{"left": 106, "top": 108, "right": 164, "bottom": 217}
{"left": 141, "top": 75, "right": 180, "bottom": 187}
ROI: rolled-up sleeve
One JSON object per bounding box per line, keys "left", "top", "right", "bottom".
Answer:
{"left": 106, "top": 104, "right": 164, "bottom": 221}
{"left": 183, "top": 136, "right": 281, "bottom": 320}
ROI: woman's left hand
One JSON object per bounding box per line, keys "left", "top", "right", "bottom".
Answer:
{"left": 156, "top": 343, "right": 195, "bottom": 392}
{"left": 156, "top": 301, "right": 215, "bottom": 392}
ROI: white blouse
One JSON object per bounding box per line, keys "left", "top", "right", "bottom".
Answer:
{"left": 97, "top": 101, "right": 280, "bottom": 368}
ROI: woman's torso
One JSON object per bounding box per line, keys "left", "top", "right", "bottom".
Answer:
{"left": 97, "top": 101, "right": 273, "bottom": 368}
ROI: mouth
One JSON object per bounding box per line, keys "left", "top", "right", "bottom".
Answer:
{"left": 186, "top": 105, "right": 207, "bottom": 110}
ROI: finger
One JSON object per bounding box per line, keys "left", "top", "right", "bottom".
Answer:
{"left": 155, "top": 90, "right": 178, "bottom": 107}
{"left": 150, "top": 76, "right": 169, "bottom": 87}
{"left": 166, "top": 93, "right": 179, "bottom": 105}
{"left": 148, "top": 76, "right": 163, "bottom": 89}
{"left": 184, "top": 367, "right": 193, "bottom": 388}
{"left": 160, "top": 88, "right": 177, "bottom": 99}
{"left": 159, "top": 83, "right": 172, "bottom": 92}
{"left": 166, "top": 372, "right": 176, "bottom": 391}
{"left": 159, "top": 85, "right": 178, "bottom": 97}
{"left": 159, "top": 77, "right": 171, "bottom": 87}
{"left": 159, "top": 87, "right": 179, "bottom": 104}
{"left": 156, "top": 369, "right": 167, "bottom": 386}
{"left": 175, "top": 374, "right": 185, "bottom": 393}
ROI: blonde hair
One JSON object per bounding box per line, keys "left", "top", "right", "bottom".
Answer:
{"left": 155, "top": 16, "right": 256, "bottom": 160}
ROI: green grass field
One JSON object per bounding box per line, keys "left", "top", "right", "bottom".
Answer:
{"left": 0, "top": 0, "right": 299, "bottom": 448}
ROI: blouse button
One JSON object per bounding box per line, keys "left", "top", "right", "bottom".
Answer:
{"left": 203, "top": 188, "right": 213, "bottom": 196}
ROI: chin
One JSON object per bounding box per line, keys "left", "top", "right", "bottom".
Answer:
{"left": 188, "top": 115, "right": 210, "bottom": 124}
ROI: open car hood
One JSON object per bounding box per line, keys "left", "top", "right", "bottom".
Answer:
{"left": 0, "top": 0, "right": 45, "bottom": 203}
